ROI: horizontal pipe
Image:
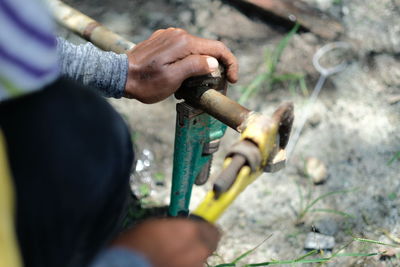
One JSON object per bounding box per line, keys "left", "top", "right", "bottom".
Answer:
{"left": 194, "top": 89, "right": 252, "bottom": 132}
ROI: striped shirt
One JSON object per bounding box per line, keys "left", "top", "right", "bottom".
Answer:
{"left": 0, "top": 0, "right": 59, "bottom": 101}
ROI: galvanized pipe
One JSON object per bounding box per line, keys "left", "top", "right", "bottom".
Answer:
{"left": 49, "top": 0, "right": 252, "bottom": 131}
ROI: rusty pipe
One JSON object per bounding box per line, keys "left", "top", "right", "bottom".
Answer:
{"left": 193, "top": 89, "right": 252, "bottom": 132}
{"left": 176, "top": 84, "right": 253, "bottom": 132}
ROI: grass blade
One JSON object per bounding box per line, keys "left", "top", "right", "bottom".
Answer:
{"left": 268, "top": 23, "right": 300, "bottom": 75}
{"left": 300, "top": 189, "right": 356, "bottom": 219}
{"left": 271, "top": 73, "right": 304, "bottom": 83}
{"left": 294, "top": 249, "right": 319, "bottom": 261}
{"left": 238, "top": 73, "right": 269, "bottom": 104}
{"left": 299, "top": 76, "right": 309, "bottom": 96}
{"left": 244, "top": 258, "right": 330, "bottom": 266}
{"left": 309, "top": 208, "right": 354, "bottom": 218}
{"left": 244, "top": 252, "right": 381, "bottom": 266}
{"left": 335, "top": 252, "right": 380, "bottom": 257}
{"left": 388, "top": 151, "right": 400, "bottom": 165}
{"left": 239, "top": 23, "right": 300, "bottom": 105}
{"left": 232, "top": 235, "right": 273, "bottom": 264}
{"left": 353, "top": 237, "right": 400, "bottom": 248}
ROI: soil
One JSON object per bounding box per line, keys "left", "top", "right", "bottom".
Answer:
{"left": 60, "top": 0, "right": 400, "bottom": 265}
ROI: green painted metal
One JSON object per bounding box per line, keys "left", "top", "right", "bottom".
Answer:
{"left": 168, "top": 102, "right": 227, "bottom": 216}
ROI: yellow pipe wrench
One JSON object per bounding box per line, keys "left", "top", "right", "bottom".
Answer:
{"left": 193, "top": 102, "right": 294, "bottom": 223}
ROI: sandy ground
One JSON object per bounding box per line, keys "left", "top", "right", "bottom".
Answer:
{"left": 60, "top": 0, "right": 400, "bottom": 265}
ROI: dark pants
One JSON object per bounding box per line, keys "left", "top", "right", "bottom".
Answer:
{"left": 0, "top": 78, "right": 134, "bottom": 267}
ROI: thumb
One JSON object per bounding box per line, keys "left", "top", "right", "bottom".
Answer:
{"left": 167, "top": 55, "right": 219, "bottom": 87}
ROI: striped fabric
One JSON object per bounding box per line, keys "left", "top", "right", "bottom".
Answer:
{"left": 0, "top": 0, "right": 59, "bottom": 101}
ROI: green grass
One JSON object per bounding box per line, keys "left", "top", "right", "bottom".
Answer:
{"left": 296, "top": 189, "right": 357, "bottom": 221}
{"left": 238, "top": 23, "right": 307, "bottom": 105}
{"left": 308, "top": 208, "right": 354, "bottom": 218}
{"left": 388, "top": 151, "right": 400, "bottom": 165}
{"left": 388, "top": 192, "right": 397, "bottom": 201}
{"left": 208, "top": 236, "right": 399, "bottom": 266}
{"left": 293, "top": 159, "right": 358, "bottom": 222}
{"left": 353, "top": 237, "right": 399, "bottom": 248}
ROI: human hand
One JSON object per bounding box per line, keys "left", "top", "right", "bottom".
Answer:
{"left": 112, "top": 218, "right": 221, "bottom": 267}
{"left": 124, "top": 28, "right": 238, "bottom": 103}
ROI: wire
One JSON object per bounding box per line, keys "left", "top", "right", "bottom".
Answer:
{"left": 285, "top": 42, "right": 352, "bottom": 159}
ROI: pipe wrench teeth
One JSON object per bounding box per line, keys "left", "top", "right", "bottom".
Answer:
{"left": 264, "top": 149, "right": 286, "bottom": 173}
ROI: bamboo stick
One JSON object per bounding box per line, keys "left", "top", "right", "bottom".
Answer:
{"left": 48, "top": 0, "right": 135, "bottom": 53}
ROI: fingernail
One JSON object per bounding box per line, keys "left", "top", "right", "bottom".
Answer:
{"left": 206, "top": 57, "right": 219, "bottom": 71}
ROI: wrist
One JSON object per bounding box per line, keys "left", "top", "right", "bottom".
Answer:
{"left": 123, "top": 53, "right": 138, "bottom": 99}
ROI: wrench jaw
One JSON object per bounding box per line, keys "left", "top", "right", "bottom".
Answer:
{"left": 264, "top": 102, "right": 294, "bottom": 173}
{"left": 264, "top": 149, "right": 287, "bottom": 173}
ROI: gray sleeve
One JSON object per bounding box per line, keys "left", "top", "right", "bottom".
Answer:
{"left": 56, "top": 37, "right": 128, "bottom": 98}
{"left": 90, "top": 247, "right": 152, "bottom": 267}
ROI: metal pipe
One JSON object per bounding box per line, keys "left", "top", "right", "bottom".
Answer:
{"left": 193, "top": 89, "right": 252, "bottom": 132}
{"left": 48, "top": 0, "right": 135, "bottom": 53}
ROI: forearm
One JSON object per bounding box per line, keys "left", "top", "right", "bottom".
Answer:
{"left": 56, "top": 37, "right": 128, "bottom": 98}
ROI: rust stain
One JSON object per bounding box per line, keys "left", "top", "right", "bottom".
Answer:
{"left": 198, "top": 89, "right": 251, "bottom": 132}
{"left": 82, "top": 21, "right": 100, "bottom": 41}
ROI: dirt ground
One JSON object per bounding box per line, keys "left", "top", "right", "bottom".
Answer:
{"left": 60, "top": 0, "right": 400, "bottom": 265}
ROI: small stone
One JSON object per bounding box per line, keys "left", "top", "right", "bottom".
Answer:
{"left": 304, "top": 232, "right": 335, "bottom": 251}
{"left": 305, "top": 157, "right": 328, "bottom": 185}
{"left": 313, "top": 218, "right": 338, "bottom": 236}
{"left": 387, "top": 95, "right": 400, "bottom": 105}
{"left": 308, "top": 113, "right": 322, "bottom": 128}
{"left": 302, "top": 33, "right": 318, "bottom": 45}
